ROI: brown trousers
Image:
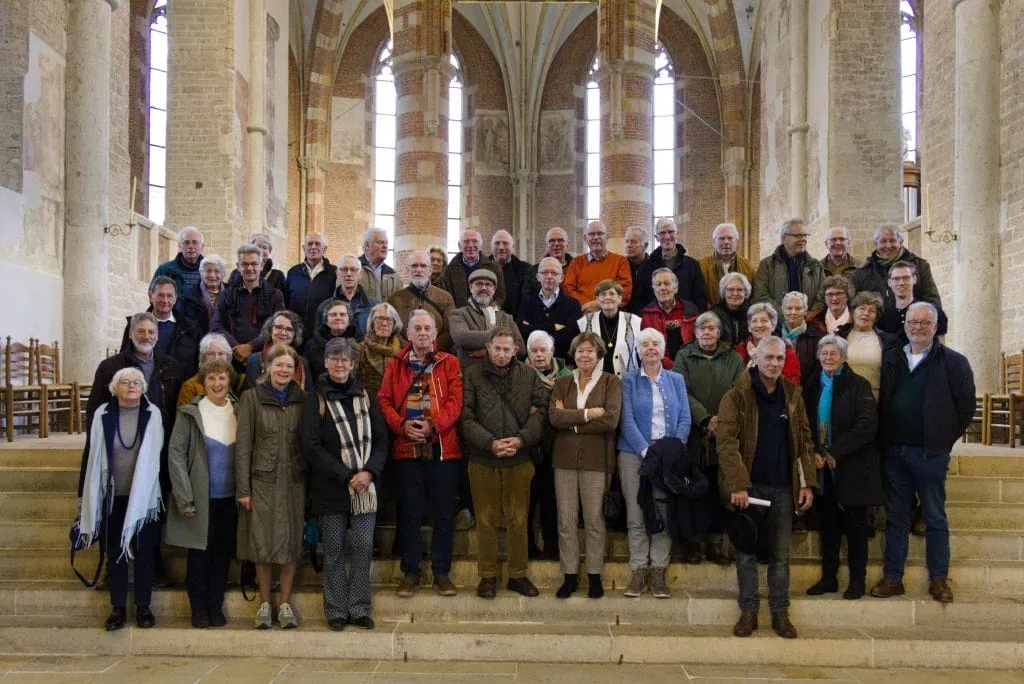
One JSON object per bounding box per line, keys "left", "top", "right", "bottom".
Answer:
{"left": 468, "top": 461, "right": 535, "bottom": 579}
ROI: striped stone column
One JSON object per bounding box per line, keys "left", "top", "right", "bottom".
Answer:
{"left": 391, "top": 0, "right": 452, "bottom": 273}
{"left": 598, "top": 0, "right": 656, "bottom": 251}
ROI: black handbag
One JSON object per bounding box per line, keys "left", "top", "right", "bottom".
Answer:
{"left": 601, "top": 447, "right": 625, "bottom": 520}
{"left": 69, "top": 515, "right": 106, "bottom": 588}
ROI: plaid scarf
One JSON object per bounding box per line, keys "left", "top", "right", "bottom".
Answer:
{"left": 325, "top": 393, "right": 376, "bottom": 514}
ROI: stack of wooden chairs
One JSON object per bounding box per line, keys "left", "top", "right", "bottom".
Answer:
{"left": 967, "top": 351, "right": 1024, "bottom": 447}
{"left": 1, "top": 337, "right": 83, "bottom": 441}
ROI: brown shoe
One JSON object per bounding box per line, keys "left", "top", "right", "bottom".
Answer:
{"left": 869, "top": 576, "right": 906, "bottom": 598}
{"left": 476, "top": 577, "right": 497, "bottom": 599}
{"left": 732, "top": 610, "right": 758, "bottom": 637}
{"left": 705, "top": 542, "right": 732, "bottom": 566}
{"left": 396, "top": 575, "right": 419, "bottom": 598}
{"left": 928, "top": 578, "right": 954, "bottom": 603}
{"left": 433, "top": 574, "right": 457, "bottom": 597}
{"left": 771, "top": 611, "right": 797, "bottom": 639}
{"left": 507, "top": 577, "right": 540, "bottom": 597}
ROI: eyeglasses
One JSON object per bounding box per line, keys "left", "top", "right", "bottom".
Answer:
{"left": 326, "top": 357, "right": 353, "bottom": 365}
{"left": 784, "top": 233, "right": 810, "bottom": 240}
{"left": 827, "top": 237, "right": 849, "bottom": 243}
{"left": 724, "top": 288, "right": 746, "bottom": 295}
{"left": 889, "top": 275, "right": 913, "bottom": 283}
{"left": 373, "top": 317, "right": 395, "bottom": 325}
{"left": 117, "top": 379, "right": 143, "bottom": 388}
{"left": 326, "top": 311, "right": 350, "bottom": 319}
{"left": 906, "top": 320, "right": 935, "bottom": 328}
{"left": 824, "top": 292, "right": 847, "bottom": 299}
{"left": 272, "top": 324, "right": 295, "bottom": 333}
{"left": 339, "top": 267, "right": 359, "bottom": 274}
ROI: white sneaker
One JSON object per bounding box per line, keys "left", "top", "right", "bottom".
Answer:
{"left": 254, "top": 601, "right": 272, "bottom": 630}
{"left": 278, "top": 602, "right": 298, "bottom": 629}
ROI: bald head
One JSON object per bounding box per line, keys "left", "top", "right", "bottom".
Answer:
{"left": 303, "top": 231, "right": 326, "bottom": 266}
{"left": 545, "top": 227, "right": 569, "bottom": 261}
{"left": 491, "top": 230, "right": 514, "bottom": 265}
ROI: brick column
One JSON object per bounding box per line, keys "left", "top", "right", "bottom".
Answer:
{"left": 949, "top": 0, "right": 1000, "bottom": 392}
{"left": 391, "top": 0, "right": 452, "bottom": 271}
{"left": 597, "top": 0, "right": 656, "bottom": 251}
{"left": 64, "top": 0, "right": 119, "bottom": 381}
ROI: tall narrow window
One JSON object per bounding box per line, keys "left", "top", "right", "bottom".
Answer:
{"left": 148, "top": 0, "right": 168, "bottom": 224}
{"left": 585, "top": 56, "right": 600, "bottom": 223}
{"left": 901, "top": 0, "right": 921, "bottom": 220}
{"left": 652, "top": 42, "right": 675, "bottom": 223}
{"left": 373, "top": 40, "right": 397, "bottom": 262}
{"left": 447, "top": 54, "right": 463, "bottom": 255}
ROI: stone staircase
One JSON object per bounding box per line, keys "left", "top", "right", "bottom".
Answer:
{"left": 2, "top": 440, "right": 1024, "bottom": 669}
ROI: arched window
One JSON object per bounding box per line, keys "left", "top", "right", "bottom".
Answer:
{"left": 373, "top": 40, "right": 397, "bottom": 262}
{"left": 585, "top": 56, "right": 600, "bottom": 223}
{"left": 148, "top": 0, "right": 168, "bottom": 224}
{"left": 652, "top": 42, "right": 675, "bottom": 223}
{"left": 447, "top": 54, "right": 463, "bottom": 255}
{"left": 901, "top": 0, "right": 921, "bottom": 220}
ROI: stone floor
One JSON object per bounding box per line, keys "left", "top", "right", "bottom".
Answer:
{"left": 1, "top": 657, "right": 1024, "bottom": 683}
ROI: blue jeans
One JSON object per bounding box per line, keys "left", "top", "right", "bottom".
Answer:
{"left": 883, "top": 444, "right": 950, "bottom": 581}
{"left": 394, "top": 458, "right": 459, "bottom": 578}
{"left": 734, "top": 484, "right": 792, "bottom": 613}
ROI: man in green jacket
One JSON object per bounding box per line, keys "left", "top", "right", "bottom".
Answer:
{"left": 460, "top": 327, "right": 549, "bottom": 600}
{"left": 849, "top": 223, "right": 942, "bottom": 308}
{"left": 753, "top": 218, "right": 826, "bottom": 315}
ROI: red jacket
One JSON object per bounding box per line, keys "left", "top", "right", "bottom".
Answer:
{"left": 735, "top": 339, "right": 803, "bottom": 387}
{"left": 377, "top": 344, "right": 464, "bottom": 461}
{"left": 640, "top": 297, "right": 698, "bottom": 368}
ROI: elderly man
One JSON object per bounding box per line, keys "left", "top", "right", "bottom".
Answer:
{"left": 517, "top": 257, "right": 582, "bottom": 362}
{"left": 821, "top": 226, "right": 860, "bottom": 277}
{"left": 460, "top": 327, "right": 548, "bottom": 599}
{"left": 119, "top": 276, "right": 202, "bottom": 378}
{"left": 717, "top": 335, "right": 816, "bottom": 639}
{"left": 524, "top": 226, "right": 575, "bottom": 299}
{"left": 633, "top": 218, "right": 707, "bottom": 313}
{"left": 314, "top": 254, "right": 379, "bottom": 340}
{"left": 285, "top": 231, "right": 336, "bottom": 335}
{"left": 450, "top": 270, "right": 525, "bottom": 367}
{"left": 624, "top": 226, "right": 650, "bottom": 286}
{"left": 357, "top": 228, "right": 402, "bottom": 302}
{"left": 153, "top": 226, "right": 205, "bottom": 296}
{"left": 564, "top": 220, "right": 633, "bottom": 313}
{"left": 388, "top": 250, "right": 456, "bottom": 352}
{"left": 850, "top": 224, "right": 941, "bottom": 307}
{"left": 378, "top": 310, "right": 464, "bottom": 598}
{"left": 491, "top": 229, "right": 532, "bottom": 320}
{"left": 875, "top": 261, "right": 948, "bottom": 339}
{"left": 753, "top": 217, "right": 826, "bottom": 314}
{"left": 871, "top": 302, "right": 975, "bottom": 604}
{"left": 699, "top": 223, "right": 757, "bottom": 308}
{"left": 211, "top": 244, "right": 285, "bottom": 365}
{"left": 437, "top": 229, "right": 506, "bottom": 308}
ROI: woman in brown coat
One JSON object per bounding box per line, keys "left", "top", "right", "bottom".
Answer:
{"left": 548, "top": 332, "right": 622, "bottom": 600}
{"left": 236, "top": 344, "right": 307, "bottom": 630}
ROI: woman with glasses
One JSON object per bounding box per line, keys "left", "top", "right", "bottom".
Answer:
{"left": 244, "top": 310, "right": 314, "bottom": 391}
{"left": 357, "top": 303, "right": 405, "bottom": 397}
{"left": 818, "top": 276, "right": 854, "bottom": 334}
{"left": 304, "top": 299, "right": 360, "bottom": 380}
{"left": 711, "top": 273, "right": 753, "bottom": 346}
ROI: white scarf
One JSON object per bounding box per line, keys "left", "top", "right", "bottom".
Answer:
{"left": 325, "top": 393, "right": 377, "bottom": 514}
{"left": 826, "top": 308, "right": 850, "bottom": 334}
{"left": 78, "top": 401, "right": 164, "bottom": 561}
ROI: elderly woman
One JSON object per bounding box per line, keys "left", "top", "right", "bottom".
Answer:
{"left": 304, "top": 299, "right": 359, "bottom": 380}
{"left": 177, "top": 333, "right": 247, "bottom": 408}
{"left": 819, "top": 275, "right": 853, "bottom": 334}
{"left": 548, "top": 332, "right": 622, "bottom": 599}
{"left": 302, "top": 338, "right": 387, "bottom": 631}
{"left": 166, "top": 360, "right": 238, "bottom": 629}
{"left": 356, "top": 302, "right": 404, "bottom": 397}
{"left": 178, "top": 254, "right": 228, "bottom": 334}
{"left": 802, "top": 335, "right": 883, "bottom": 600}
{"left": 781, "top": 291, "right": 826, "bottom": 383}
{"left": 618, "top": 328, "right": 692, "bottom": 598}
{"left": 526, "top": 330, "right": 572, "bottom": 560}
{"left": 711, "top": 273, "right": 753, "bottom": 345}
{"left": 639, "top": 267, "right": 700, "bottom": 367}
{"left": 244, "top": 310, "right": 313, "bottom": 391}
{"left": 236, "top": 344, "right": 307, "bottom": 629}
{"left": 735, "top": 302, "right": 802, "bottom": 386}
{"left": 77, "top": 367, "right": 164, "bottom": 631}
{"left": 836, "top": 292, "right": 894, "bottom": 399}
{"left": 577, "top": 279, "right": 641, "bottom": 377}
{"left": 672, "top": 313, "right": 745, "bottom": 565}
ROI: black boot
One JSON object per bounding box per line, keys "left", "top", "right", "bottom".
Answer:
{"left": 806, "top": 576, "right": 839, "bottom": 595}
{"left": 587, "top": 573, "right": 604, "bottom": 599}
{"left": 555, "top": 573, "right": 578, "bottom": 599}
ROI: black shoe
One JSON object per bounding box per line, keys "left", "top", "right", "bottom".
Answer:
{"left": 347, "top": 616, "right": 375, "bottom": 630}
{"left": 844, "top": 583, "right": 865, "bottom": 600}
{"left": 528, "top": 544, "right": 544, "bottom": 560}
{"left": 477, "top": 577, "right": 498, "bottom": 599}
{"left": 507, "top": 577, "right": 540, "bottom": 597}
{"left": 208, "top": 608, "right": 227, "bottom": 627}
{"left": 328, "top": 617, "right": 347, "bottom": 631}
{"left": 105, "top": 607, "right": 127, "bottom": 631}
{"left": 136, "top": 606, "right": 156, "bottom": 629}
{"left": 805, "top": 578, "right": 839, "bottom": 596}
{"left": 587, "top": 573, "right": 604, "bottom": 599}
{"left": 191, "top": 610, "right": 210, "bottom": 629}
{"left": 555, "top": 573, "right": 578, "bottom": 599}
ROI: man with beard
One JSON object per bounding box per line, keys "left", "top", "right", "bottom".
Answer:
{"left": 388, "top": 250, "right": 456, "bottom": 352}
{"left": 699, "top": 222, "right": 756, "bottom": 308}
{"left": 450, "top": 270, "right": 524, "bottom": 367}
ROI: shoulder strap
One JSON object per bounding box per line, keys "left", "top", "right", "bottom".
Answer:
{"left": 317, "top": 392, "right": 325, "bottom": 418}
{"left": 416, "top": 289, "right": 446, "bottom": 318}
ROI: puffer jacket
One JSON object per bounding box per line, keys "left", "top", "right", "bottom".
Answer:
{"left": 753, "top": 245, "right": 826, "bottom": 314}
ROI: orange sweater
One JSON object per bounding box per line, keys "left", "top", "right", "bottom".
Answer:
{"left": 563, "top": 252, "right": 633, "bottom": 306}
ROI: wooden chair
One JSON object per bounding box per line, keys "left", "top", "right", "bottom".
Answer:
{"left": 989, "top": 351, "right": 1023, "bottom": 447}
{"left": 2, "top": 336, "right": 43, "bottom": 441}
{"left": 36, "top": 340, "right": 78, "bottom": 437}
{"left": 964, "top": 393, "right": 990, "bottom": 445}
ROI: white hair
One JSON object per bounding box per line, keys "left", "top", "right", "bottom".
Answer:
{"left": 538, "top": 256, "right": 563, "bottom": 273}
{"left": 781, "top": 291, "right": 808, "bottom": 310}
{"left": 654, "top": 217, "right": 677, "bottom": 233}
{"left": 176, "top": 226, "right": 203, "bottom": 244}
{"left": 777, "top": 217, "right": 806, "bottom": 241}
{"left": 491, "top": 229, "right": 514, "bottom": 246}
{"left": 407, "top": 308, "right": 436, "bottom": 330}
{"left": 756, "top": 335, "right": 786, "bottom": 357}
{"left": 712, "top": 222, "right": 740, "bottom": 241}
{"left": 248, "top": 233, "right": 272, "bottom": 251}
{"left": 817, "top": 334, "right": 849, "bottom": 361}
{"left": 362, "top": 227, "right": 387, "bottom": 245}
{"left": 873, "top": 223, "right": 904, "bottom": 244}
{"left": 695, "top": 312, "right": 721, "bottom": 330}
{"left": 304, "top": 231, "right": 327, "bottom": 247}
{"left": 747, "top": 302, "right": 779, "bottom": 329}
{"left": 545, "top": 226, "right": 568, "bottom": 242}
{"left": 907, "top": 301, "right": 938, "bottom": 324}
{"left": 340, "top": 253, "right": 361, "bottom": 268}
{"left": 637, "top": 327, "right": 666, "bottom": 353}
{"left": 108, "top": 367, "right": 147, "bottom": 396}
{"left": 199, "top": 254, "right": 226, "bottom": 275}
{"left": 719, "top": 272, "right": 752, "bottom": 300}
{"left": 526, "top": 330, "right": 555, "bottom": 351}
{"left": 625, "top": 225, "right": 650, "bottom": 241}
{"left": 651, "top": 267, "right": 678, "bottom": 287}
{"left": 199, "top": 333, "right": 232, "bottom": 358}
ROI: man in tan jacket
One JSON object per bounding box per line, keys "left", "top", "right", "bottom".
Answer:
{"left": 698, "top": 223, "right": 756, "bottom": 308}
{"left": 716, "top": 335, "right": 817, "bottom": 640}
{"left": 387, "top": 250, "right": 455, "bottom": 352}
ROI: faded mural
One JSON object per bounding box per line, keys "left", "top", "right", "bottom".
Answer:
{"left": 330, "top": 97, "right": 365, "bottom": 164}
{"left": 266, "top": 14, "right": 286, "bottom": 235}
{"left": 539, "top": 110, "right": 574, "bottom": 174}
{"left": 474, "top": 112, "right": 510, "bottom": 175}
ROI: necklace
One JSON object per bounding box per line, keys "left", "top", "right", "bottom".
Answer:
{"left": 116, "top": 408, "right": 141, "bottom": 450}
{"left": 598, "top": 313, "right": 618, "bottom": 349}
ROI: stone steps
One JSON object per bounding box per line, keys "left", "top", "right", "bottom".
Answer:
{"left": 0, "top": 467, "right": 79, "bottom": 493}
{"left": 1, "top": 615, "right": 1023, "bottom": 670}
{"left": 0, "top": 448, "right": 80, "bottom": 469}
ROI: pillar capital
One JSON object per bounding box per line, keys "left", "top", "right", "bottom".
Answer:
{"left": 102, "top": 0, "right": 121, "bottom": 9}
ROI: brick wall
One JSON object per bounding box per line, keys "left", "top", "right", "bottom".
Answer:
{"left": 998, "top": 0, "right": 1024, "bottom": 352}
{"left": 286, "top": 51, "right": 301, "bottom": 265}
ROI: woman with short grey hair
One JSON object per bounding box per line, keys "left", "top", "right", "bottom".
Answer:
{"left": 177, "top": 333, "right": 247, "bottom": 408}
{"left": 711, "top": 273, "right": 752, "bottom": 345}
{"left": 734, "top": 302, "right": 802, "bottom": 385}
{"left": 780, "top": 291, "right": 825, "bottom": 383}
{"left": 357, "top": 302, "right": 404, "bottom": 397}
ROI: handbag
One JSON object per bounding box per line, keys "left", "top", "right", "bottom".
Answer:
{"left": 601, "top": 445, "right": 625, "bottom": 520}
{"left": 303, "top": 518, "right": 324, "bottom": 574}
{"left": 69, "top": 515, "right": 106, "bottom": 588}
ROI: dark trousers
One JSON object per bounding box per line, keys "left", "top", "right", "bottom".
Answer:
{"left": 816, "top": 470, "right": 869, "bottom": 585}
{"left": 735, "top": 484, "right": 792, "bottom": 613}
{"left": 883, "top": 444, "right": 951, "bottom": 581}
{"left": 186, "top": 497, "right": 237, "bottom": 615}
{"left": 106, "top": 495, "right": 160, "bottom": 610}
{"left": 394, "top": 457, "right": 458, "bottom": 578}
{"left": 457, "top": 457, "right": 474, "bottom": 515}
{"left": 528, "top": 458, "right": 558, "bottom": 554}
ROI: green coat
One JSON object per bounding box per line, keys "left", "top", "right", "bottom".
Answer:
{"left": 673, "top": 340, "right": 745, "bottom": 466}
{"left": 164, "top": 397, "right": 238, "bottom": 550}
{"left": 753, "top": 245, "right": 826, "bottom": 314}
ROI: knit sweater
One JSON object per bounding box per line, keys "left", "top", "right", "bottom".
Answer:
{"left": 198, "top": 397, "right": 237, "bottom": 498}
{"left": 563, "top": 252, "right": 633, "bottom": 307}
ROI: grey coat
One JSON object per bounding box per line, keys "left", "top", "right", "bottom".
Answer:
{"left": 449, "top": 303, "right": 525, "bottom": 367}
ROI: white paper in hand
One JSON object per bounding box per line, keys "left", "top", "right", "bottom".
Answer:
{"left": 748, "top": 497, "right": 772, "bottom": 508}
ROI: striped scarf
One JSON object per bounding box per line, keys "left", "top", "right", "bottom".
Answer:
{"left": 325, "top": 393, "right": 376, "bottom": 514}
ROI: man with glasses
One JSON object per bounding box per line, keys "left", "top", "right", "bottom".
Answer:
{"left": 871, "top": 302, "right": 975, "bottom": 604}
{"left": 753, "top": 217, "right": 825, "bottom": 314}
{"left": 388, "top": 250, "right": 456, "bottom": 352}
{"left": 449, "top": 270, "right": 524, "bottom": 367}
{"left": 152, "top": 226, "right": 205, "bottom": 296}
{"left": 633, "top": 217, "right": 707, "bottom": 313}
{"left": 821, "top": 226, "right": 860, "bottom": 277}
{"left": 524, "top": 226, "right": 575, "bottom": 299}
{"left": 564, "top": 220, "right": 633, "bottom": 313}
{"left": 285, "top": 231, "right": 336, "bottom": 335}
{"left": 314, "top": 254, "right": 378, "bottom": 340}
{"left": 875, "top": 261, "right": 948, "bottom": 341}
{"left": 211, "top": 244, "right": 285, "bottom": 367}
{"left": 699, "top": 222, "right": 756, "bottom": 308}
{"left": 517, "top": 257, "right": 582, "bottom": 361}
{"left": 850, "top": 223, "right": 941, "bottom": 307}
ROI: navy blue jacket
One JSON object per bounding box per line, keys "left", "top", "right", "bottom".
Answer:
{"left": 516, "top": 289, "right": 582, "bottom": 362}
{"left": 285, "top": 258, "right": 337, "bottom": 335}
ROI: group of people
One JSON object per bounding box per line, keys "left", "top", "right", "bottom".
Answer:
{"left": 76, "top": 216, "right": 974, "bottom": 643}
